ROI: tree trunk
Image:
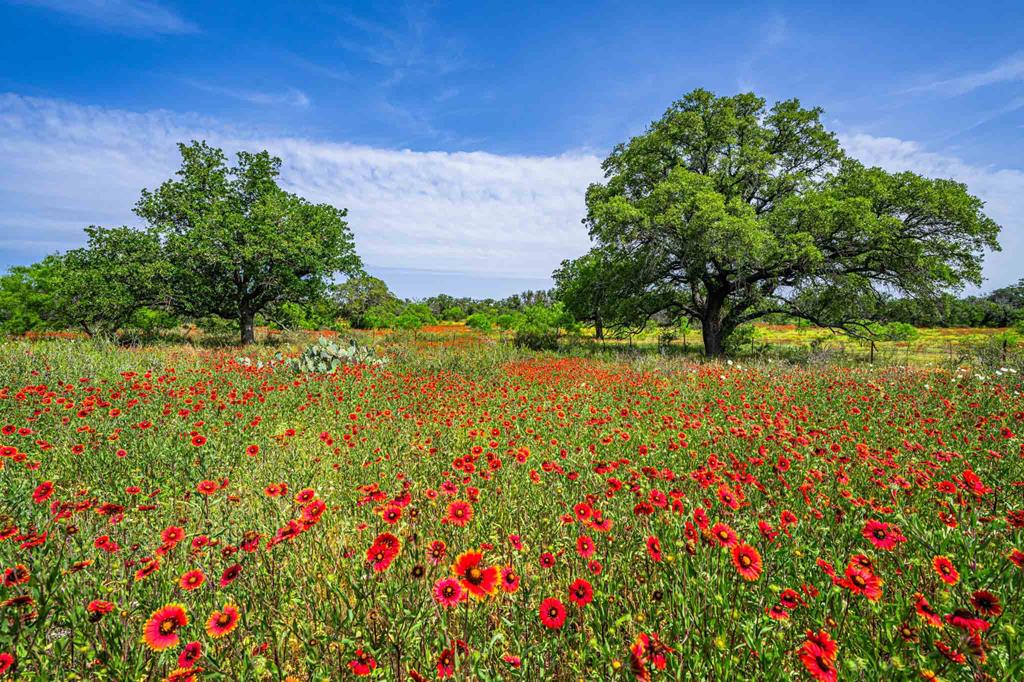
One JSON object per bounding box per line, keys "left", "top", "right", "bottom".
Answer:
{"left": 701, "top": 289, "right": 729, "bottom": 357}
{"left": 702, "top": 316, "right": 725, "bottom": 356}
{"left": 240, "top": 309, "right": 256, "bottom": 345}
{"left": 594, "top": 316, "right": 604, "bottom": 340}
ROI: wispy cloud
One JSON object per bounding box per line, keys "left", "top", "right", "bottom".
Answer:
{"left": 283, "top": 52, "right": 351, "bottom": 82}
{"left": 1, "top": 94, "right": 1019, "bottom": 292}
{"left": 11, "top": 0, "right": 198, "bottom": 36}
{"left": 908, "top": 52, "right": 1024, "bottom": 96}
{"left": 736, "top": 12, "right": 789, "bottom": 92}
{"left": 0, "top": 94, "right": 600, "bottom": 284}
{"left": 180, "top": 79, "right": 311, "bottom": 108}
{"left": 327, "top": 3, "right": 468, "bottom": 143}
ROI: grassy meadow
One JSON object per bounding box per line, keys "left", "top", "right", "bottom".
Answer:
{"left": 0, "top": 330, "right": 1022, "bottom": 681}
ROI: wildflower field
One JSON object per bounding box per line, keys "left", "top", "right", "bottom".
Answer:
{"left": 0, "top": 335, "right": 1022, "bottom": 681}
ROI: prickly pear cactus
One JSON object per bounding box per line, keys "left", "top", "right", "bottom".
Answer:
{"left": 289, "top": 337, "right": 385, "bottom": 373}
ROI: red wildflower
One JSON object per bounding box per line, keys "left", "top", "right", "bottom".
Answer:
{"left": 219, "top": 563, "right": 241, "bottom": 588}
{"left": 444, "top": 500, "right": 474, "bottom": 527}
{"left": 178, "top": 641, "right": 201, "bottom": 668}
{"left": 842, "top": 565, "right": 883, "bottom": 601}
{"left": 142, "top": 603, "right": 188, "bottom": 651}
{"left": 205, "top": 603, "right": 240, "bottom": 638}
{"left": 645, "top": 535, "right": 663, "bottom": 562}
{"left": 32, "top": 481, "right": 53, "bottom": 504}
{"left": 433, "top": 578, "right": 464, "bottom": 608}
{"left": 348, "top": 648, "right": 377, "bottom": 676}
{"left": 568, "top": 578, "right": 593, "bottom": 606}
{"left": 451, "top": 550, "right": 498, "bottom": 599}
{"left": 731, "top": 543, "right": 762, "bottom": 581}
{"left": 932, "top": 555, "right": 959, "bottom": 585}
{"left": 538, "top": 597, "right": 566, "bottom": 629}
{"left": 861, "top": 519, "right": 906, "bottom": 551}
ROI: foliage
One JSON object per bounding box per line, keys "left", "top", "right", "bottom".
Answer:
{"left": 441, "top": 306, "right": 466, "bottom": 322}
{"left": 723, "top": 323, "right": 757, "bottom": 354}
{"left": 513, "top": 302, "right": 576, "bottom": 350}
{"left": 875, "top": 321, "right": 920, "bottom": 342}
{"left": 332, "top": 275, "right": 399, "bottom": 328}
{"left": 135, "top": 140, "right": 361, "bottom": 343}
{"left": 495, "top": 312, "right": 521, "bottom": 331}
{"left": 465, "top": 312, "right": 494, "bottom": 331}
{"left": 576, "top": 88, "right": 1001, "bottom": 355}
{"left": 269, "top": 300, "right": 340, "bottom": 331}
{"left": 52, "top": 226, "right": 173, "bottom": 337}
{"left": 0, "top": 257, "right": 62, "bottom": 334}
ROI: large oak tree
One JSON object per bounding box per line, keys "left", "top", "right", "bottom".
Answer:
{"left": 575, "top": 89, "right": 1001, "bottom": 355}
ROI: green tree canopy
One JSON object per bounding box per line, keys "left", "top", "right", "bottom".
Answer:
{"left": 54, "top": 226, "right": 173, "bottom": 337}
{"left": 576, "top": 89, "right": 1001, "bottom": 355}
{"left": 135, "top": 140, "right": 361, "bottom": 343}
{"left": 332, "top": 274, "right": 399, "bottom": 328}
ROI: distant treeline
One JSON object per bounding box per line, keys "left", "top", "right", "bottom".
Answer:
{"left": 869, "top": 281, "right": 1024, "bottom": 328}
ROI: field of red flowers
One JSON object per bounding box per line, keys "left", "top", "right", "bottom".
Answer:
{"left": 0, "top": 338, "right": 1022, "bottom": 681}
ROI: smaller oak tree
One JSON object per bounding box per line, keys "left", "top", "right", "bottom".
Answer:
{"left": 135, "top": 141, "right": 361, "bottom": 344}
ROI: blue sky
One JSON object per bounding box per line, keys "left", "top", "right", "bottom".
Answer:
{"left": 1, "top": 0, "right": 1023, "bottom": 298}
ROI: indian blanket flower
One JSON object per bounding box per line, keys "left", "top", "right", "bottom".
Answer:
{"left": 32, "top": 481, "right": 53, "bottom": 504}
{"left": 842, "top": 565, "right": 883, "bottom": 601}
{"left": 576, "top": 535, "right": 596, "bottom": 559}
{"left": 367, "top": 532, "right": 402, "bottom": 572}
{"left": 971, "top": 589, "right": 1002, "bottom": 617}
{"left": 426, "top": 540, "right": 447, "bottom": 565}
{"left": 433, "top": 578, "right": 464, "bottom": 608}
{"left": 142, "top": 603, "right": 188, "bottom": 651}
{"left": 219, "top": 563, "right": 242, "bottom": 588}
{"left": 451, "top": 550, "right": 498, "bottom": 599}
{"left": 932, "top": 555, "right": 959, "bottom": 585}
{"left": 179, "top": 569, "right": 205, "bottom": 591}
{"left": 500, "top": 566, "right": 521, "bottom": 593}
{"left": 646, "top": 535, "right": 663, "bottom": 562}
{"left": 914, "top": 593, "right": 943, "bottom": 628}
{"left": 630, "top": 632, "right": 674, "bottom": 681}
{"left": 444, "top": 500, "right": 474, "bottom": 527}
{"left": 2, "top": 565, "right": 29, "bottom": 587}
{"left": 539, "top": 597, "right": 567, "bottom": 629}
{"left": 178, "top": 641, "right": 201, "bottom": 668}
{"left": 348, "top": 648, "right": 376, "bottom": 676}
{"left": 862, "top": 519, "right": 906, "bottom": 551}
{"left": 206, "top": 603, "right": 240, "bottom": 638}
{"left": 799, "top": 630, "right": 838, "bottom": 682}
{"left": 731, "top": 543, "right": 762, "bottom": 581}
{"left": 710, "top": 523, "right": 738, "bottom": 547}
{"left": 568, "top": 578, "right": 594, "bottom": 606}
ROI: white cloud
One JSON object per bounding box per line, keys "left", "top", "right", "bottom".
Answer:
{"left": 909, "top": 52, "right": 1024, "bottom": 96}
{"left": 12, "top": 0, "right": 198, "bottom": 35}
{"left": 180, "top": 80, "right": 311, "bottom": 108}
{"left": 1, "top": 94, "right": 1019, "bottom": 292}
{"left": 0, "top": 94, "right": 602, "bottom": 281}
{"left": 841, "top": 132, "right": 1024, "bottom": 289}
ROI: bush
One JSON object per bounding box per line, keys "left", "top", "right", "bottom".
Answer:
{"left": 441, "top": 306, "right": 466, "bottom": 322}
{"left": 512, "top": 304, "right": 575, "bottom": 350}
{"left": 723, "top": 324, "right": 756, "bottom": 355}
{"left": 465, "top": 313, "right": 494, "bottom": 331}
{"left": 878, "top": 322, "right": 919, "bottom": 342}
